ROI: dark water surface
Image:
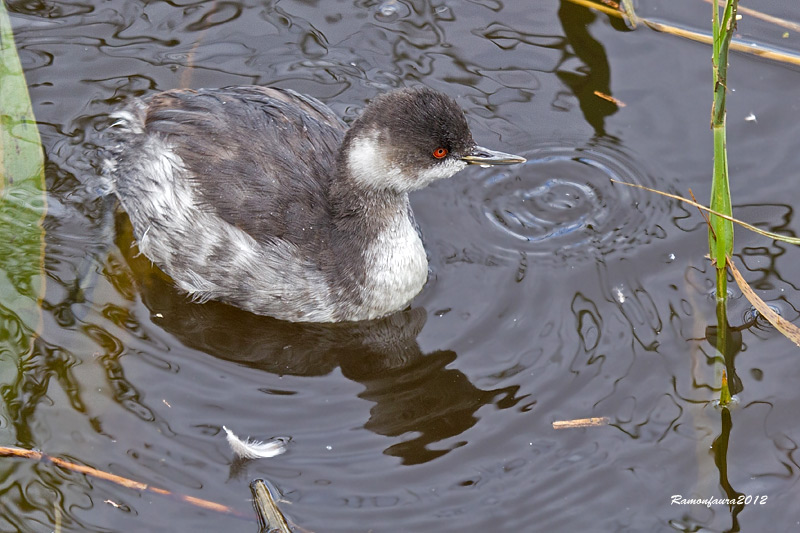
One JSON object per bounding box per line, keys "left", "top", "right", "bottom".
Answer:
{"left": 3, "top": 0, "right": 800, "bottom": 531}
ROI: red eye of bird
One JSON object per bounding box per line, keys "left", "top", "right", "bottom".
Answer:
{"left": 432, "top": 147, "right": 448, "bottom": 159}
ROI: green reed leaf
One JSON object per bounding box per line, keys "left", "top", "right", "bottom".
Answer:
{"left": 0, "top": 0, "right": 46, "bottom": 445}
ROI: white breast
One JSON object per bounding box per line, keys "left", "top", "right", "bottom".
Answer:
{"left": 360, "top": 203, "right": 428, "bottom": 319}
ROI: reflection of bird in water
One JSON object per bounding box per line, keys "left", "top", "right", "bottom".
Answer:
{"left": 119, "top": 235, "right": 522, "bottom": 465}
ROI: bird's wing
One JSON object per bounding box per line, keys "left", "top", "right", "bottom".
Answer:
{"left": 142, "top": 86, "right": 346, "bottom": 247}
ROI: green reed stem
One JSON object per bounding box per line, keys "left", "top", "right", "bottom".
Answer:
{"left": 708, "top": 0, "right": 737, "bottom": 270}
{"left": 710, "top": 0, "right": 738, "bottom": 406}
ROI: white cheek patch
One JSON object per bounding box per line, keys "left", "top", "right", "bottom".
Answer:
{"left": 348, "top": 134, "right": 405, "bottom": 190}
{"left": 348, "top": 133, "right": 468, "bottom": 192}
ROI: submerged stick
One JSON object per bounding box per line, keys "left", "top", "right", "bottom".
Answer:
{"left": 0, "top": 446, "right": 246, "bottom": 518}
{"left": 251, "top": 479, "right": 292, "bottom": 533}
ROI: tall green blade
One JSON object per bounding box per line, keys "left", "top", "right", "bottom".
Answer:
{"left": 709, "top": 0, "right": 739, "bottom": 406}
{"left": 0, "top": 0, "right": 46, "bottom": 445}
{"left": 708, "top": 0, "right": 737, "bottom": 271}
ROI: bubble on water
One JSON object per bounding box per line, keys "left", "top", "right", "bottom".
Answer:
{"left": 379, "top": 0, "right": 398, "bottom": 16}
{"left": 613, "top": 284, "right": 626, "bottom": 304}
{"left": 375, "top": 0, "right": 410, "bottom": 21}
{"left": 743, "top": 302, "right": 786, "bottom": 330}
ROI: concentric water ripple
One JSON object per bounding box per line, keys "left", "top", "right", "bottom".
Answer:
{"left": 461, "top": 141, "right": 671, "bottom": 266}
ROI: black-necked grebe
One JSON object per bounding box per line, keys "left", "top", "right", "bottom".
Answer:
{"left": 105, "top": 86, "right": 525, "bottom": 322}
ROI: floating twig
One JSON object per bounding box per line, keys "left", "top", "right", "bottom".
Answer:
{"left": 563, "top": 0, "right": 620, "bottom": 17}
{"left": 701, "top": 0, "right": 800, "bottom": 33}
{"left": 727, "top": 258, "right": 800, "bottom": 347}
{"left": 609, "top": 179, "right": 800, "bottom": 245}
{"left": 562, "top": 0, "right": 800, "bottom": 66}
{"left": 593, "top": 90, "right": 626, "bottom": 107}
{"left": 552, "top": 417, "right": 610, "bottom": 429}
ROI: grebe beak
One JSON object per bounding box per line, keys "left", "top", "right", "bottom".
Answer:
{"left": 461, "top": 146, "right": 526, "bottom": 166}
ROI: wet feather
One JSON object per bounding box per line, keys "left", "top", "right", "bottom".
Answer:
{"left": 223, "top": 426, "right": 288, "bottom": 459}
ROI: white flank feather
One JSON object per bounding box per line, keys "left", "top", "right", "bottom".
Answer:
{"left": 223, "top": 426, "right": 288, "bottom": 459}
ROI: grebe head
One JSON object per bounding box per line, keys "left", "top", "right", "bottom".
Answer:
{"left": 340, "top": 87, "right": 525, "bottom": 193}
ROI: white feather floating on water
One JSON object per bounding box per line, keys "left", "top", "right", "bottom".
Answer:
{"left": 223, "top": 426, "right": 288, "bottom": 459}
